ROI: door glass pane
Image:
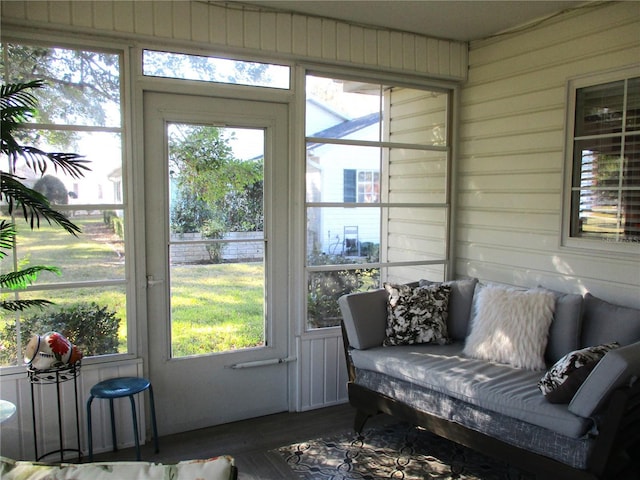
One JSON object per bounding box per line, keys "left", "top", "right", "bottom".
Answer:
{"left": 167, "top": 123, "right": 265, "bottom": 358}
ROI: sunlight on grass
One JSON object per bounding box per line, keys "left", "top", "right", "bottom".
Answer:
{"left": 170, "top": 262, "right": 265, "bottom": 357}
{"left": 3, "top": 213, "right": 265, "bottom": 361}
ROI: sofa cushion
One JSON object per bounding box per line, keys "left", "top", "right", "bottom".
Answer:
{"left": 419, "top": 278, "right": 478, "bottom": 341}
{"left": 539, "top": 288, "right": 583, "bottom": 364}
{"left": 0, "top": 456, "right": 236, "bottom": 480}
{"left": 339, "top": 289, "right": 389, "bottom": 350}
{"left": 569, "top": 341, "right": 640, "bottom": 418}
{"left": 580, "top": 293, "right": 640, "bottom": 348}
{"left": 538, "top": 342, "right": 619, "bottom": 404}
{"left": 383, "top": 283, "right": 451, "bottom": 346}
{"left": 463, "top": 285, "right": 555, "bottom": 370}
{"left": 350, "top": 343, "right": 593, "bottom": 438}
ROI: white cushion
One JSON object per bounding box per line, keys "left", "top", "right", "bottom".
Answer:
{"left": 463, "top": 285, "right": 555, "bottom": 370}
{"left": 0, "top": 456, "right": 236, "bottom": 480}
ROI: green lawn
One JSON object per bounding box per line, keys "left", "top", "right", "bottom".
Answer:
{"left": 170, "top": 262, "right": 264, "bottom": 356}
{"left": 1, "top": 213, "right": 263, "bottom": 362}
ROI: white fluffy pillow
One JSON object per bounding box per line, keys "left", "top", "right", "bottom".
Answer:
{"left": 463, "top": 285, "right": 556, "bottom": 370}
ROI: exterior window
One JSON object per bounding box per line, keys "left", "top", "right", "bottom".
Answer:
{"left": 568, "top": 74, "right": 640, "bottom": 245}
{"left": 343, "top": 169, "right": 380, "bottom": 203}
{"left": 0, "top": 43, "right": 127, "bottom": 366}
{"left": 305, "top": 73, "right": 451, "bottom": 329}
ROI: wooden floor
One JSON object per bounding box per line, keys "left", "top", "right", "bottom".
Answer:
{"left": 90, "top": 403, "right": 394, "bottom": 479}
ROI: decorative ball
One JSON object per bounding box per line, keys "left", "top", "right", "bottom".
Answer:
{"left": 24, "top": 332, "right": 83, "bottom": 370}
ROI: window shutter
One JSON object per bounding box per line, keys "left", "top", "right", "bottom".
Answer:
{"left": 344, "top": 169, "right": 356, "bottom": 202}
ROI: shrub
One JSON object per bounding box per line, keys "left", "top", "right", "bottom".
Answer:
{"left": 201, "top": 218, "right": 226, "bottom": 263}
{"left": 0, "top": 302, "right": 120, "bottom": 365}
{"left": 111, "top": 216, "right": 124, "bottom": 239}
{"left": 307, "top": 253, "right": 379, "bottom": 328}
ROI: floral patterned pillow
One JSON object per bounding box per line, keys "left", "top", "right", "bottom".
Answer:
{"left": 538, "top": 342, "right": 619, "bottom": 403}
{"left": 383, "top": 283, "right": 451, "bottom": 346}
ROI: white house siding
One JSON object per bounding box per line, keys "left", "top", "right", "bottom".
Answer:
{"left": 457, "top": 2, "right": 640, "bottom": 308}
{"left": 386, "top": 88, "right": 449, "bottom": 283}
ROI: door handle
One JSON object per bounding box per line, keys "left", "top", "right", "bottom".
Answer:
{"left": 227, "top": 357, "right": 296, "bottom": 369}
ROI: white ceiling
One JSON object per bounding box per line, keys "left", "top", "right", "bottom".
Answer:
{"left": 236, "top": 1, "right": 584, "bottom": 42}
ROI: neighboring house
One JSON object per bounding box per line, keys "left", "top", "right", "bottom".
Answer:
{"left": 306, "top": 100, "right": 381, "bottom": 256}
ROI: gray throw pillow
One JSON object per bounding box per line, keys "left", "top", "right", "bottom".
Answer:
{"left": 383, "top": 283, "right": 451, "bottom": 346}
{"left": 538, "top": 342, "right": 619, "bottom": 404}
{"left": 580, "top": 293, "right": 640, "bottom": 348}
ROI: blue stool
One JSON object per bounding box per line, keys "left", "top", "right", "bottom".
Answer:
{"left": 87, "top": 377, "right": 159, "bottom": 461}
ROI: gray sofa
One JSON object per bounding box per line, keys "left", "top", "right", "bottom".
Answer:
{"left": 339, "top": 279, "right": 640, "bottom": 479}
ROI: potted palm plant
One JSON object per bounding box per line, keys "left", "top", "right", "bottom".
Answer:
{"left": 1, "top": 80, "right": 89, "bottom": 312}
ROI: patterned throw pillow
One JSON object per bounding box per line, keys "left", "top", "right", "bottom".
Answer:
{"left": 538, "top": 342, "right": 619, "bottom": 404}
{"left": 383, "top": 283, "right": 451, "bottom": 346}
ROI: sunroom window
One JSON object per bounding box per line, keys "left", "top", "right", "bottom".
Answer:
{"left": 305, "top": 73, "right": 451, "bottom": 329}
{"left": 142, "top": 49, "right": 290, "bottom": 89}
{"left": 0, "top": 43, "right": 127, "bottom": 366}
{"left": 568, "top": 73, "right": 640, "bottom": 245}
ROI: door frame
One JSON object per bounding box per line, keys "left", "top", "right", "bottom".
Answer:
{"left": 136, "top": 86, "right": 296, "bottom": 433}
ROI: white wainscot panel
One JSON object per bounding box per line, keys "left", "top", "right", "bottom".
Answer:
{"left": 298, "top": 332, "right": 349, "bottom": 411}
{"left": 0, "top": 358, "right": 144, "bottom": 461}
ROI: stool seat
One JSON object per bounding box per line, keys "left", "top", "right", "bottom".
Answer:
{"left": 91, "top": 377, "right": 151, "bottom": 399}
{"left": 87, "top": 376, "right": 158, "bottom": 461}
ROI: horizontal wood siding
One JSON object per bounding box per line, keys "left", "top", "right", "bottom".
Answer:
{"left": 0, "top": 0, "right": 467, "bottom": 81}
{"left": 386, "top": 88, "right": 449, "bottom": 278}
{"left": 457, "top": 2, "right": 640, "bottom": 307}
{"left": 0, "top": 359, "right": 143, "bottom": 460}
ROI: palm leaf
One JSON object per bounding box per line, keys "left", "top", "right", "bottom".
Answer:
{"left": 1, "top": 265, "right": 61, "bottom": 290}
{"left": 1, "top": 299, "right": 53, "bottom": 312}
{"left": 0, "top": 173, "right": 82, "bottom": 236}
{"left": 0, "top": 80, "right": 43, "bottom": 112}
{"left": 9, "top": 147, "right": 90, "bottom": 179}
{"left": 0, "top": 221, "right": 16, "bottom": 257}
{"left": 1, "top": 80, "right": 91, "bottom": 179}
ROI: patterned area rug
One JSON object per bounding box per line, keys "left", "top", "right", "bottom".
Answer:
{"left": 277, "top": 422, "right": 535, "bottom": 479}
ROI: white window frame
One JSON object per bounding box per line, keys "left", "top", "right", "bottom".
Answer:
{"left": 303, "top": 68, "right": 454, "bottom": 331}
{"left": 562, "top": 66, "right": 640, "bottom": 255}
{"left": 0, "top": 37, "right": 136, "bottom": 373}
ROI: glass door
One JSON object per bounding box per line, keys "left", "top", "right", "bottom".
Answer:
{"left": 143, "top": 92, "right": 290, "bottom": 435}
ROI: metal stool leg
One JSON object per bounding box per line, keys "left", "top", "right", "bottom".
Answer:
{"left": 87, "top": 395, "right": 94, "bottom": 462}
{"left": 148, "top": 384, "right": 159, "bottom": 454}
{"left": 129, "top": 394, "right": 141, "bottom": 461}
{"left": 108, "top": 398, "right": 117, "bottom": 452}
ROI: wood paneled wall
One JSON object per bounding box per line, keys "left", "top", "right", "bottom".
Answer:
{"left": 1, "top": 0, "right": 468, "bottom": 81}
{"left": 0, "top": 359, "right": 144, "bottom": 460}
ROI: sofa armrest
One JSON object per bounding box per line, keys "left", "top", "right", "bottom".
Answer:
{"left": 338, "top": 289, "right": 389, "bottom": 350}
{"left": 569, "top": 341, "right": 640, "bottom": 418}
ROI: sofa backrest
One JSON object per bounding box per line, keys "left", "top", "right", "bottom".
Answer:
{"left": 542, "top": 289, "right": 583, "bottom": 364}
{"left": 339, "top": 289, "right": 388, "bottom": 350}
{"left": 580, "top": 293, "right": 640, "bottom": 348}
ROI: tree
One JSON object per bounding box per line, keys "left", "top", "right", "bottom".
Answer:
{"left": 33, "top": 174, "right": 69, "bottom": 205}
{"left": 1, "top": 80, "right": 89, "bottom": 312}
{"left": 168, "top": 124, "right": 263, "bottom": 233}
